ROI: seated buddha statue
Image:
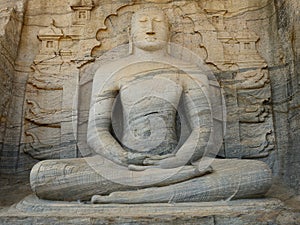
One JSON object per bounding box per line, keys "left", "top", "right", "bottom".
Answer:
{"left": 29, "top": 7, "right": 272, "bottom": 203}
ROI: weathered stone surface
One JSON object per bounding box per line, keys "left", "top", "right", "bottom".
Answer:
{"left": 0, "top": 0, "right": 299, "bottom": 224}
{"left": 0, "top": 0, "right": 296, "bottom": 176}
{"left": 0, "top": 196, "right": 286, "bottom": 225}
{"left": 27, "top": 6, "right": 272, "bottom": 204}
{"left": 0, "top": 0, "right": 27, "bottom": 174}
{"left": 272, "top": 0, "right": 300, "bottom": 194}
{"left": 13, "top": 0, "right": 276, "bottom": 169}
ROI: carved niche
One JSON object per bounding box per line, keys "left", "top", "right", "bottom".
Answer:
{"left": 22, "top": 0, "right": 275, "bottom": 170}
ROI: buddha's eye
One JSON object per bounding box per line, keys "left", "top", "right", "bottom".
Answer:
{"left": 139, "top": 17, "right": 148, "bottom": 22}
{"left": 153, "top": 17, "right": 162, "bottom": 22}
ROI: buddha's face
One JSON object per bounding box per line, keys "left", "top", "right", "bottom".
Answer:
{"left": 131, "top": 8, "right": 169, "bottom": 52}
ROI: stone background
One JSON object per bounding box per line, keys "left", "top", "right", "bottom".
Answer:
{"left": 0, "top": 0, "right": 299, "bottom": 196}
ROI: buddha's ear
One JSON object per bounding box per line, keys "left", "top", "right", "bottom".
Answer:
{"left": 167, "top": 24, "right": 171, "bottom": 54}
{"left": 128, "top": 26, "right": 133, "bottom": 55}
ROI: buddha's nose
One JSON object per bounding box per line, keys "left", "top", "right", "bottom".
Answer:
{"left": 146, "top": 21, "right": 155, "bottom": 35}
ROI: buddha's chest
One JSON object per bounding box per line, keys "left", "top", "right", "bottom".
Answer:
{"left": 118, "top": 78, "right": 182, "bottom": 153}
{"left": 120, "top": 77, "right": 183, "bottom": 114}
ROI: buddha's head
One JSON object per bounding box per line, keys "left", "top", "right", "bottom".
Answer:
{"left": 130, "top": 7, "right": 169, "bottom": 52}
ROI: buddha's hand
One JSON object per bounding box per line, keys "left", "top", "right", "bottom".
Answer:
{"left": 143, "top": 154, "right": 183, "bottom": 169}
{"left": 127, "top": 152, "right": 152, "bottom": 165}
{"left": 127, "top": 154, "right": 174, "bottom": 171}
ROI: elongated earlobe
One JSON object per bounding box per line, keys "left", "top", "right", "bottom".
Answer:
{"left": 128, "top": 26, "right": 133, "bottom": 54}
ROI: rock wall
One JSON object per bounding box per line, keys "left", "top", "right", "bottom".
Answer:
{"left": 272, "top": 0, "right": 300, "bottom": 193}
{"left": 0, "top": 0, "right": 27, "bottom": 174}
{"left": 0, "top": 0, "right": 299, "bottom": 194}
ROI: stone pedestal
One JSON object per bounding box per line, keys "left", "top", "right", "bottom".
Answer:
{"left": 0, "top": 195, "right": 288, "bottom": 225}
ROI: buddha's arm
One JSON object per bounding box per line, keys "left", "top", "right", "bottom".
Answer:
{"left": 87, "top": 90, "right": 129, "bottom": 166}
{"left": 175, "top": 86, "right": 212, "bottom": 162}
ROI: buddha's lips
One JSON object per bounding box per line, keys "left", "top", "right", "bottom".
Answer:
{"left": 145, "top": 37, "right": 157, "bottom": 42}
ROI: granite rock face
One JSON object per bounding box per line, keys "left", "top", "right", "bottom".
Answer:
{"left": 1, "top": 197, "right": 286, "bottom": 225}
{"left": 0, "top": 0, "right": 299, "bottom": 223}
{"left": 0, "top": 0, "right": 27, "bottom": 173}
{"left": 272, "top": 0, "right": 300, "bottom": 194}
{"left": 2, "top": 0, "right": 278, "bottom": 170}
{"left": 25, "top": 6, "right": 272, "bottom": 203}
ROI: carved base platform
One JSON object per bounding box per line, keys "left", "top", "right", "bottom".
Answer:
{"left": 0, "top": 195, "right": 291, "bottom": 224}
